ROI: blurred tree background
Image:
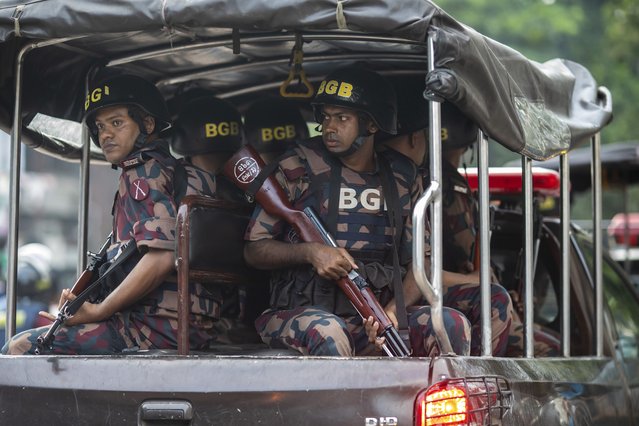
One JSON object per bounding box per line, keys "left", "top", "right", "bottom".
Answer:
{"left": 437, "top": 0, "right": 639, "bottom": 220}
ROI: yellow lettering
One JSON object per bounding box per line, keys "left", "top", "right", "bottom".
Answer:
{"left": 85, "top": 85, "right": 110, "bottom": 110}
{"left": 91, "top": 88, "right": 102, "bottom": 103}
{"left": 285, "top": 124, "right": 296, "bottom": 139}
{"left": 219, "top": 122, "right": 229, "bottom": 136}
{"left": 206, "top": 121, "right": 240, "bottom": 138}
{"left": 261, "top": 128, "right": 273, "bottom": 142}
{"left": 317, "top": 80, "right": 327, "bottom": 95}
{"left": 325, "top": 80, "right": 338, "bottom": 95}
{"left": 273, "top": 126, "right": 286, "bottom": 140}
{"left": 337, "top": 82, "right": 353, "bottom": 98}
{"left": 441, "top": 128, "right": 449, "bottom": 141}
{"left": 205, "top": 123, "right": 217, "bottom": 138}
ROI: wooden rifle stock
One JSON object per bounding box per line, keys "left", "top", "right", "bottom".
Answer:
{"left": 35, "top": 234, "right": 112, "bottom": 354}
{"left": 223, "top": 145, "right": 410, "bottom": 357}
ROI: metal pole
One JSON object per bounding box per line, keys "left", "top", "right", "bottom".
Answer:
{"left": 412, "top": 35, "right": 452, "bottom": 355}
{"left": 5, "top": 44, "right": 34, "bottom": 341}
{"left": 560, "top": 154, "right": 571, "bottom": 356}
{"left": 4, "top": 37, "right": 82, "bottom": 342}
{"left": 77, "top": 72, "right": 93, "bottom": 273}
{"left": 591, "top": 133, "right": 603, "bottom": 356}
{"left": 477, "top": 131, "right": 492, "bottom": 356}
{"left": 523, "top": 157, "right": 534, "bottom": 357}
{"left": 622, "top": 178, "right": 630, "bottom": 273}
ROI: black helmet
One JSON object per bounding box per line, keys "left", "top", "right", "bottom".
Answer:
{"left": 171, "top": 96, "right": 244, "bottom": 155}
{"left": 311, "top": 66, "right": 397, "bottom": 134}
{"left": 17, "top": 243, "right": 52, "bottom": 299}
{"left": 441, "top": 102, "right": 479, "bottom": 151}
{"left": 394, "top": 77, "right": 477, "bottom": 150}
{"left": 244, "top": 98, "right": 309, "bottom": 154}
{"left": 83, "top": 74, "right": 172, "bottom": 146}
{"left": 394, "top": 76, "right": 429, "bottom": 136}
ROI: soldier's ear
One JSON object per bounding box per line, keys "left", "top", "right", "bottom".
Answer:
{"left": 142, "top": 116, "right": 156, "bottom": 135}
{"left": 367, "top": 120, "right": 378, "bottom": 134}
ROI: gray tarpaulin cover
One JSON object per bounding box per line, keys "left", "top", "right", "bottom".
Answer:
{"left": 0, "top": 0, "right": 612, "bottom": 160}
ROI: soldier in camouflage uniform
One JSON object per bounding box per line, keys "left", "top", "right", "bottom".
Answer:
{"left": 383, "top": 79, "right": 559, "bottom": 357}
{"left": 244, "top": 97, "right": 310, "bottom": 164}
{"left": 380, "top": 78, "right": 515, "bottom": 356}
{"left": 2, "top": 74, "right": 219, "bottom": 355}
{"left": 438, "top": 108, "right": 558, "bottom": 357}
{"left": 171, "top": 93, "right": 261, "bottom": 344}
{"left": 244, "top": 66, "right": 471, "bottom": 357}
{"left": 171, "top": 92, "right": 248, "bottom": 203}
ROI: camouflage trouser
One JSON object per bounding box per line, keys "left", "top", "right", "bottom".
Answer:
{"left": 1, "top": 310, "right": 214, "bottom": 355}
{"left": 443, "top": 282, "right": 513, "bottom": 356}
{"left": 255, "top": 305, "right": 471, "bottom": 357}
{"left": 506, "top": 310, "right": 561, "bottom": 357}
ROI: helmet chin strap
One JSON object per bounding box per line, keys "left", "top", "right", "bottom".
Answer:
{"left": 133, "top": 132, "right": 148, "bottom": 151}
{"left": 129, "top": 108, "right": 153, "bottom": 151}
{"left": 334, "top": 133, "right": 369, "bottom": 157}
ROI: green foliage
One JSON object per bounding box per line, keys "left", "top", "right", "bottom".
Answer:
{"left": 434, "top": 0, "right": 639, "bottom": 216}
{"left": 435, "top": 0, "right": 638, "bottom": 148}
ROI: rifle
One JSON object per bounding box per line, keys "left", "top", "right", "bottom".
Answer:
{"left": 223, "top": 145, "right": 410, "bottom": 357}
{"left": 35, "top": 233, "right": 112, "bottom": 354}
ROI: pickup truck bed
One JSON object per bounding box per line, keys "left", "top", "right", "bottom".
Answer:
{"left": 0, "top": 352, "right": 631, "bottom": 425}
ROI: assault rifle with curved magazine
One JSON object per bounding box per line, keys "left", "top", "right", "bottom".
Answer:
{"left": 35, "top": 234, "right": 136, "bottom": 354}
{"left": 223, "top": 145, "right": 410, "bottom": 357}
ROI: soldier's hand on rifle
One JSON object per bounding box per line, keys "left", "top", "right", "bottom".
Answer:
{"left": 38, "top": 288, "right": 100, "bottom": 326}
{"left": 308, "top": 243, "right": 357, "bottom": 281}
{"left": 364, "top": 316, "right": 385, "bottom": 351}
{"left": 365, "top": 306, "right": 399, "bottom": 352}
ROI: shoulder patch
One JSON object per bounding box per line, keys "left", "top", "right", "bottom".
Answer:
{"left": 119, "top": 154, "right": 146, "bottom": 170}
{"left": 452, "top": 184, "right": 469, "bottom": 195}
{"left": 130, "top": 178, "right": 150, "bottom": 201}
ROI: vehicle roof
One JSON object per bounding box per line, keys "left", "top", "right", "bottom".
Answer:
{"left": 511, "top": 140, "right": 639, "bottom": 192}
{"left": 0, "top": 0, "right": 612, "bottom": 161}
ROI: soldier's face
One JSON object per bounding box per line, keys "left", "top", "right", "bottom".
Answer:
{"left": 319, "top": 105, "right": 360, "bottom": 154}
{"left": 94, "top": 105, "right": 140, "bottom": 164}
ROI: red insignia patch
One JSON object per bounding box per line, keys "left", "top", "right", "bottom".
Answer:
{"left": 130, "top": 178, "right": 150, "bottom": 201}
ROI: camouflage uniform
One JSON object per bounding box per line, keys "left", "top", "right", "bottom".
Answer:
{"left": 181, "top": 158, "right": 259, "bottom": 344}
{"left": 182, "top": 160, "right": 217, "bottom": 197}
{"left": 441, "top": 159, "right": 477, "bottom": 273}
{"left": 2, "top": 140, "right": 219, "bottom": 355}
{"left": 437, "top": 161, "right": 559, "bottom": 357}
{"left": 416, "top": 161, "right": 513, "bottom": 356}
{"left": 247, "top": 138, "right": 471, "bottom": 356}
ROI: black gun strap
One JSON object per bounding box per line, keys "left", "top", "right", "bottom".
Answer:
{"left": 245, "top": 160, "right": 282, "bottom": 199}
{"left": 325, "top": 160, "right": 342, "bottom": 236}
{"left": 378, "top": 155, "right": 410, "bottom": 349}
{"left": 64, "top": 240, "right": 138, "bottom": 316}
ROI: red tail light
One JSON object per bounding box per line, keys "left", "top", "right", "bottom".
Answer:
{"left": 608, "top": 213, "right": 639, "bottom": 246}
{"left": 461, "top": 167, "right": 561, "bottom": 197}
{"left": 414, "top": 377, "right": 511, "bottom": 426}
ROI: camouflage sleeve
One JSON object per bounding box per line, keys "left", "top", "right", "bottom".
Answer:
{"left": 399, "top": 176, "right": 430, "bottom": 265}
{"left": 245, "top": 151, "right": 309, "bottom": 241}
{"left": 118, "top": 158, "right": 177, "bottom": 251}
{"left": 182, "top": 162, "right": 217, "bottom": 197}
